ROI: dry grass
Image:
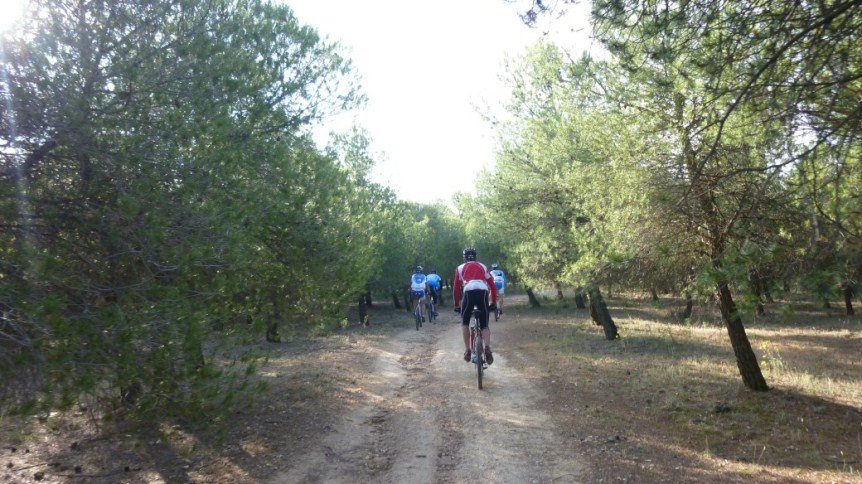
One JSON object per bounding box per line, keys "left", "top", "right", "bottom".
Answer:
{"left": 498, "top": 292, "right": 862, "bottom": 483}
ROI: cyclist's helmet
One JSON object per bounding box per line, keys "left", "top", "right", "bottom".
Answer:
{"left": 463, "top": 247, "right": 477, "bottom": 261}
{"left": 415, "top": 265, "right": 424, "bottom": 273}
{"left": 491, "top": 263, "right": 499, "bottom": 270}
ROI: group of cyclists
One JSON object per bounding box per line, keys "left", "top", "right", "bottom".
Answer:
{"left": 409, "top": 247, "right": 507, "bottom": 366}
{"left": 409, "top": 266, "right": 442, "bottom": 322}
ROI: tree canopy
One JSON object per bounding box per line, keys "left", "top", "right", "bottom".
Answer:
{"left": 473, "top": 0, "right": 861, "bottom": 390}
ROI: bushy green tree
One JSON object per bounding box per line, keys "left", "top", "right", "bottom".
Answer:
{"left": 0, "top": 0, "right": 360, "bottom": 417}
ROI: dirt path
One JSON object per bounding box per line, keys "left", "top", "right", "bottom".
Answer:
{"left": 273, "top": 308, "right": 585, "bottom": 483}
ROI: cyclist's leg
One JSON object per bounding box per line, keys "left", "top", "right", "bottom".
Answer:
{"left": 413, "top": 294, "right": 423, "bottom": 317}
{"left": 480, "top": 290, "right": 491, "bottom": 348}
{"left": 464, "top": 290, "right": 490, "bottom": 347}
{"left": 460, "top": 292, "right": 471, "bottom": 351}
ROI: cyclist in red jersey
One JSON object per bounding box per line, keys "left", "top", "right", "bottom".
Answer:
{"left": 453, "top": 247, "right": 498, "bottom": 364}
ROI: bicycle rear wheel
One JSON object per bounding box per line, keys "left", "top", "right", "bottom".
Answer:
{"left": 473, "top": 329, "right": 484, "bottom": 390}
{"left": 415, "top": 306, "right": 421, "bottom": 330}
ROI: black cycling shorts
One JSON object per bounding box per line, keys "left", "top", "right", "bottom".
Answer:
{"left": 460, "top": 289, "right": 489, "bottom": 329}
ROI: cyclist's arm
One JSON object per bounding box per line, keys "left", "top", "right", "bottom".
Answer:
{"left": 453, "top": 270, "right": 463, "bottom": 305}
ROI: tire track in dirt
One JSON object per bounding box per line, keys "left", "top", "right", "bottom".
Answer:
{"left": 270, "top": 312, "right": 584, "bottom": 483}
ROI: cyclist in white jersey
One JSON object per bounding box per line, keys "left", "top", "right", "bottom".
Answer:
{"left": 410, "top": 266, "right": 430, "bottom": 322}
{"left": 490, "top": 263, "right": 507, "bottom": 315}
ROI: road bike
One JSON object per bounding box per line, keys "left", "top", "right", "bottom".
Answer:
{"left": 469, "top": 308, "right": 487, "bottom": 389}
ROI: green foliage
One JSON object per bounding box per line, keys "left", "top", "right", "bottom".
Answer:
{"left": 326, "top": 129, "right": 467, "bottom": 303}
{"left": 473, "top": 0, "right": 860, "bottom": 390}
{"left": 0, "top": 0, "right": 372, "bottom": 421}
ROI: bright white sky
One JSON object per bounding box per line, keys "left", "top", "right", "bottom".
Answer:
{"left": 0, "top": 0, "right": 593, "bottom": 205}
{"left": 286, "top": 0, "right": 594, "bottom": 205}
{"left": 0, "top": 0, "right": 27, "bottom": 31}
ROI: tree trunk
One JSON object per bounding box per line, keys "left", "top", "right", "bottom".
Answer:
{"left": 650, "top": 288, "right": 659, "bottom": 303}
{"left": 391, "top": 291, "right": 402, "bottom": 309}
{"left": 403, "top": 290, "right": 411, "bottom": 313}
{"left": 843, "top": 282, "right": 855, "bottom": 316}
{"left": 266, "top": 292, "right": 281, "bottom": 342}
{"left": 715, "top": 278, "right": 768, "bottom": 391}
{"left": 587, "top": 285, "right": 618, "bottom": 340}
{"left": 265, "top": 321, "right": 281, "bottom": 343}
{"left": 555, "top": 282, "right": 564, "bottom": 300}
{"left": 358, "top": 294, "right": 368, "bottom": 326}
{"left": 680, "top": 269, "right": 695, "bottom": 320}
{"left": 525, "top": 286, "right": 540, "bottom": 307}
{"left": 120, "top": 382, "right": 143, "bottom": 407}
{"left": 589, "top": 295, "right": 601, "bottom": 325}
{"left": 682, "top": 292, "right": 693, "bottom": 320}
{"left": 574, "top": 286, "right": 586, "bottom": 309}
{"left": 749, "top": 269, "right": 766, "bottom": 316}
{"left": 676, "top": 90, "right": 767, "bottom": 391}
{"left": 365, "top": 289, "right": 372, "bottom": 307}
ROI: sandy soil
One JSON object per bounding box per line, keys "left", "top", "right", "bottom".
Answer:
{"left": 273, "top": 306, "right": 584, "bottom": 483}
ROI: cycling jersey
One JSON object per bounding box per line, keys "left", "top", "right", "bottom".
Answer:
{"left": 453, "top": 261, "right": 498, "bottom": 306}
{"left": 410, "top": 273, "right": 427, "bottom": 298}
{"left": 426, "top": 273, "right": 442, "bottom": 291}
{"left": 490, "top": 269, "right": 506, "bottom": 293}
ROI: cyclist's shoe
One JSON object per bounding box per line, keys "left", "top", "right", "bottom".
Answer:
{"left": 463, "top": 349, "right": 471, "bottom": 362}
{"left": 484, "top": 347, "right": 494, "bottom": 365}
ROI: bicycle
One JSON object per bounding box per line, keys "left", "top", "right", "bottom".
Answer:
{"left": 427, "top": 296, "right": 436, "bottom": 323}
{"left": 413, "top": 300, "right": 423, "bottom": 330}
{"left": 493, "top": 302, "right": 501, "bottom": 322}
{"left": 469, "top": 308, "right": 487, "bottom": 389}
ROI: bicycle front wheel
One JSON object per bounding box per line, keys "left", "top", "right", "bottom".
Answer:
{"left": 473, "top": 332, "right": 484, "bottom": 390}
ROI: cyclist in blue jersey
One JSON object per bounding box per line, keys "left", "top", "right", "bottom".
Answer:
{"left": 426, "top": 268, "right": 442, "bottom": 317}
{"left": 489, "top": 263, "right": 507, "bottom": 315}
{"left": 410, "top": 266, "right": 430, "bottom": 322}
